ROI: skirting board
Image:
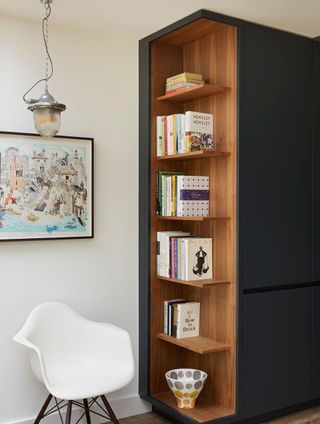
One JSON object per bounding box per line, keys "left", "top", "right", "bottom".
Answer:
{"left": 7, "top": 395, "right": 151, "bottom": 424}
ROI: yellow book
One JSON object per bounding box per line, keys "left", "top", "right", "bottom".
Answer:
{"left": 186, "top": 133, "right": 191, "bottom": 152}
{"left": 172, "top": 175, "right": 176, "bottom": 216}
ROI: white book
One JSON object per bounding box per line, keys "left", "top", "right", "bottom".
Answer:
{"left": 175, "top": 302, "right": 200, "bottom": 339}
{"left": 156, "top": 116, "right": 164, "bottom": 157}
{"left": 177, "top": 175, "right": 209, "bottom": 217}
{"left": 167, "top": 115, "right": 174, "bottom": 155}
{"left": 180, "top": 114, "right": 186, "bottom": 153}
{"left": 158, "top": 231, "right": 189, "bottom": 277}
{"left": 184, "top": 238, "right": 212, "bottom": 281}
{"left": 185, "top": 111, "right": 214, "bottom": 152}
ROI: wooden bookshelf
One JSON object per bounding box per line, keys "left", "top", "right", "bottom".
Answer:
{"left": 158, "top": 276, "right": 230, "bottom": 288}
{"left": 157, "top": 333, "right": 230, "bottom": 354}
{"left": 157, "top": 83, "right": 229, "bottom": 102}
{"left": 145, "top": 15, "right": 237, "bottom": 424}
{"left": 157, "top": 150, "right": 230, "bottom": 161}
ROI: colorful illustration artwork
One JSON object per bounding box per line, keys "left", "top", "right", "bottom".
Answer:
{"left": 0, "top": 133, "right": 93, "bottom": 240}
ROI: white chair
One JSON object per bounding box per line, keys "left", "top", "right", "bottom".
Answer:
{"left": 13, "top": 302, "right": 135, "bottom": 424}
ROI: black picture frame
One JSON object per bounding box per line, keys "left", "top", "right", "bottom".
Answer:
{"left": 0, "top": 131, "right": 94, "bottom": 242}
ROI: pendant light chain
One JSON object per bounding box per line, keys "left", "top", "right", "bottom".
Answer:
{"left": 22, "top": 0, "right": 54, "bottom": 103}
{"left": 44, "top": 2, "right": 50, "bottom": 92}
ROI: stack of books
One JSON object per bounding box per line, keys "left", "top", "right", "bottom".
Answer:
{"left": 156, "top": 173, "right": 209, "bottom": 217}
{"left": 165, "top": 72, "right": 204, "bottom": 95}
{"left": 157, "top": 231, "right": 213, "bottom": 281}
{"left": 164, "top": 300, "right": 200, "bottom": 338}
{"left": 157, "top": 111, "right": 214, "bottom": 156}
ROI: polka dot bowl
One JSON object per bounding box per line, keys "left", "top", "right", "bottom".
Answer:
{"left": 165, "top": 368, "right": 208, "bottom": 409}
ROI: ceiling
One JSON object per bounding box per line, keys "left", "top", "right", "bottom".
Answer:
{"left": 0, "top": 0, "right": 319, "bottom": 39}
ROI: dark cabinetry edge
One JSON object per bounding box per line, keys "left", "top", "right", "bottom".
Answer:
{"left": 244, "top": 281, "right": 320, "bottom": 295}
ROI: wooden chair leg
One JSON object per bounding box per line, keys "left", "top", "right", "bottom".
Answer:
{"left": 34, "top": 394, "right": 53, "bottom": 424}
{"left": 83, "top": 399, "right": 91, "bottom": 424}
{"left": 100, "top": 395, "right": 120, "bottom": 424}
{"left": 65, "top": 401, "right": 72, "bottom": 424}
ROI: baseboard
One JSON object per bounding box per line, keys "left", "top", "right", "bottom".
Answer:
{"left": 6, "top": 394, "right": 151, "bottom": 424}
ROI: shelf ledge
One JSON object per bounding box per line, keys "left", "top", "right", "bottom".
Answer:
{"left": 157, "top": 83, "right": 229, "bottom": 102}
{"left": 158, "top": 276, "right": 230, "bottom": 288}
{"left": 152, "top": 392, "right": 234, "bottom": 423}
{"left": 157, "top": 150, "right": 230, "bottom": 161}
{"left": 156, "top": 333, "right": 230, "bottom": 354}
{"left": 157, "top": 215, "right": 230, "bottom": 221}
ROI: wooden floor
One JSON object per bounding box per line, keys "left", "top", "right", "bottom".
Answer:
{"left": 119, "top": 407, "right": 320, "bottom": 424}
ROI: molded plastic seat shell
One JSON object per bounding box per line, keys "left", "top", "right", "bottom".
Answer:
{"left": 13, "top": 302, "right": 135, "bottom": 400}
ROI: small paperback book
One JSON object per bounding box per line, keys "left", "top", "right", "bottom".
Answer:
{"left": 182, "top": 238, "right": 212, "bottom": 281}
{"left": 185, "top": 111, "right": 214, "bottom": 152}
{"left": 177, "top": 175, "right": 209, "bottom": 217}
{"left": 173, "top": 302, "right": 200, "bottom": 339}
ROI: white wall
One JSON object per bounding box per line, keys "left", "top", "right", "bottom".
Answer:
{"left": 0, "top": 14, "right": 149, "bottom": 424}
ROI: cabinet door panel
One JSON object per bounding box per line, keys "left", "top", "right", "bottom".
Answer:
{"left": 312, "top": 286, "right": 320, "bottom": 398}
{"left": 244, "top": 288, "right": 312, "bottom": 418}
{"left": 313, "top": 40, "right": 320, "bottom": 281}
{"left": 241, "top": 23, "right": 312, "bottom": 289}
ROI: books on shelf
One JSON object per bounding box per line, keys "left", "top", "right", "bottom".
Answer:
{"left": 156, "top": 111, "right": 214, "bottom": 157}
{"left": 164, "top": 299, "right": 200, "bottom": 338}
{"left": 156, "top": 172, "right": 209, "bottom": 217}
{"left": 165, "top": 72, "right": 204, "bottom": 94}
{"left": 157, "top": 231, "right": 213, "bottom": 280}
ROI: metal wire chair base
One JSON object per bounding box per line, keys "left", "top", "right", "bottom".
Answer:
{"left": 34, "top": 394, "right": 120, "bottom": 424}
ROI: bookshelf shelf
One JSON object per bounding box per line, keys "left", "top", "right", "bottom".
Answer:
{"left": 157, "top": 83, "right": 229, "bottom": 102}
{"left": 157, "top": 150, "right": 230, "bottom": 161}
{"left": 153, "top": 392, "right": 234, "bottom": 424}
{"left": 158, "top": 276, "right": 230, "bottom": 288}
{"left": 157, "top": 215, "right": 230, "bottom": 221}
{"left": 157, "top": 333, "right": 230, "bottom": 354}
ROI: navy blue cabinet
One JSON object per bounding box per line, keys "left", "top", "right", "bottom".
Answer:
{"left": 243, "top": 288, "right": 312, "bottom": 418}
{"left": 241, "top": 24, "right": 313, "bottom": 290}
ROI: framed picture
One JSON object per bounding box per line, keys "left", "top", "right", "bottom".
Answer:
{"left": 0, "top": 132, "right": 93, "bottom": 241}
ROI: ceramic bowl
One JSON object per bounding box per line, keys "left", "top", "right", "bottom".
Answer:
{"left": 165, "top": 368, "right": 207, "bottom": 409}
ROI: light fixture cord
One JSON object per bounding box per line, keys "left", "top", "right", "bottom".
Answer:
{"left": 23, "top": 1, "right": 54, "bottom": 103}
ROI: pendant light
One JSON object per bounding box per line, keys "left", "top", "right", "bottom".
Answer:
{"left": 23, "top": 0, "right": 66, "bottom": 137}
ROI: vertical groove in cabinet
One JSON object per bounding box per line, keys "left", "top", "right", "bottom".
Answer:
{"left": 313, "top": 40, "right": 320, "bottom": 281}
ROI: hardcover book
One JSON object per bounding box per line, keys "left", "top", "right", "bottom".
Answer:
{"left": 176, "top": 175, "right": 209, "bottom": 217}
{"left": 185, "top": 111, "right": 214, "bottom": 152}
{"left": 172, "top": 302, "right": 201, "bottom": 339}
{"left": 182, "top": 238, "right": 212, "bottom": 281}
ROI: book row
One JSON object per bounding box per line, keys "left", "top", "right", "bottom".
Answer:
{"left": 157, "top": 111, "right": 214, "bottom": 157}
{"left": 156, "top": 173, "right": 209, "bottom": 217}
{"left": 164, "top": 299, "right": 200, "bottom": 339}
{"left": 157, "top": 231, "right": 213, "bottom": 280}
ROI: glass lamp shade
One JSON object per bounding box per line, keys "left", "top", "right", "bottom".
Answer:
{"left": 33, "top": 107, "right": 61, "bottom": 137}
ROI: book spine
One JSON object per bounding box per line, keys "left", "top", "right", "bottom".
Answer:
{"left": 157, "top": 232, "right": 160, "bottom": 275}
{"left": 185, "top": 241, "right": 189, "bottom": 280}
{"left": 181, "top": 239, "right": 185, "bottom": 280}
{"left": 176, "top": 176, "right": 181, "bottom": 217}
{"left": 172, "top": 304, "right": 178, "bottom": 338}
{"left": 164, "top": 301, "right": 168, "bottom": 334}
{"left": 171, "top": 175, "right": 175, "bottom": 216}
{"left": 164, "top": 116, "right": 168, "bottom": 156}
{"left": 178, "top": 239, "right": 181, "bottom": 279}
{"left": 161, "top": 175, "right": 165, "bottom": 216}
{"left": 156, "top": 172, "right": 159, "bottom": 215}
{"left": 165, "top": 233, "right": 170, "bottom": 277}
{"left": 170, "top": 238, "right": 175, "bottom": 278}
{"left": 173, "top": 115, "right": 177, "bottom": 154}
{"left": 174, "top": 238, "right": 178, "bottom": 279}
{"left": 156, "top": 116, "right": 163, "bottom": 157}
{"left": 166, "top": 72, "right": 202, "bottom": 83}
